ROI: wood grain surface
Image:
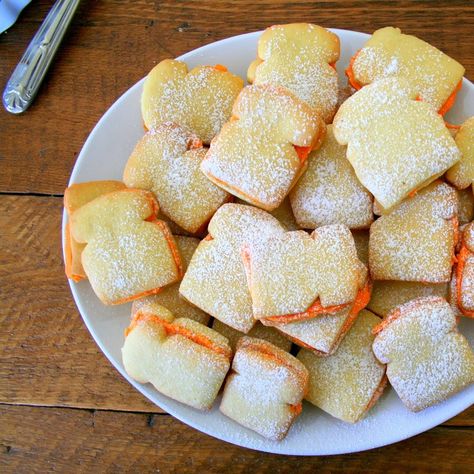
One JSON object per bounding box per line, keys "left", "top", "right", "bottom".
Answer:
{"left": 1, "top": 1, "right": 474, "bottom": 472}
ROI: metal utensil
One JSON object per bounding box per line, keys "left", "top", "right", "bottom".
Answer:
{"left": 2, "top": 0, "right": 81, "bottom": 114}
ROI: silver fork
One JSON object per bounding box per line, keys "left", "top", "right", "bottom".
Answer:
{"left": 2, "top": 0, "right": 81, "bottom": 114}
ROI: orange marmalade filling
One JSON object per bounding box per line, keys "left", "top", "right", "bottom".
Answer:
{"left": 245, "top": 342, "right": 306, "bottom": 408}
{"left": 345, "top": 51, "right": 463, "bottom": 116}
{"left": 125, "top": 311, "right": 231, "bottom": 357}
{"left": 293, "top": 145, "right": 313, "bottom": 164}
{"left": 264, "top": 279, "right": 372, "bottom": 324}
{"left": 345, "top": 50, "right": 363, "bottom": 90}
{"left": 213, "top": 64, "right": 228, "bottom": 72}
{"left": 64, "top": 222, "right": 86, "bottom": 283}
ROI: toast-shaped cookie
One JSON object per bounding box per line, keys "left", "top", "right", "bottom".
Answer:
{"left": 333, "top": 77, "right": 460, "bottom": 212}
{"left": 141, "top": 60, "right": 243, "bottom": 143}
{"left": 457, "top": 188, "right": 474, "bottom": 224}
{"left": 179, "top": 204, "right": 285, "bottom": 332}
{"left": 123, "top": 123, "right": 230, "bottom": 233}
{"left": 64, "top": 180, "right": 126, "bottom": 281}
{"left": 212, "top": 319, "right": 292, "bottom": 352}
{"left": 368, "top": 280, "right": 448, "bottom": 318}
{"left": 346, "top": 27, "right": 465, "bottom": 114}
{"left": 369, "top": 181, "right": 458, "bottom": 283}
{"left": 372, "top": 296, "right": 474, "bottom": 412}
{"left": 243, "top": 225, "right": 369, "bottom": 323}
{"left": 64, "top": 180, "right": 127, "bottom": 214}
{"left": 290, "top": 125, "right": 374, "bottom": 229}
{"left": 298, "top": 310, "right": 387, "bottom": 422}
{"left": 446, "top": 117, "right": 474, "bottom": 189}
{"left": 122, "top": 304, "right": 231, "bottom": 410}
{"left": 455, "top": 222, "right": 474, "bottom": 318}
{"left": 70, "top": 189, "right": 182, "bottom": 305}
{"left": 220, "top": 337, "right": 308, "bottom": 440}
{"left": 201, "top": 84, "right": 325, "bottom": 211}
{"left": 132, "top": 236, "right": 210, "bottom": 325}
{"left": 247, "top": 23, "right": 339, "bottom": 123}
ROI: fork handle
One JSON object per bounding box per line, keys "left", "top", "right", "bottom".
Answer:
{"left": 2, "top": 0, "right": 81, "bottom": 114}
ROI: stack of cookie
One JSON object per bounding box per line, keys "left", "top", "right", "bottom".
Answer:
{"left": 64, "top": 24, "right": 474, "bottom": 441}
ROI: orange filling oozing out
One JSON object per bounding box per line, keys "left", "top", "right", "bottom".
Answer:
{"left": 126, "top": 312, "right": 231, "bottom": 357}
{"left": 456, "top": 242, "right": 474, "bottom": 318}
{"left": 345, "top": 50, "right": 363, "bottom": 91}
{"left": 293, "top": 145, "right": 313, "bottom": 165}
{"left": 213, "top": 64, "right": 228, "bottom": 72}
{"left": 64, "top": 222, "right": 85, "bottom": 283}
{"left": 264, "top": 279, "right": 372, "bottom": 324}
{"left": 345, "top": 52, "right": 462, "bottom": 117}
{"left": 438, "top": 80, "right": 462, "bottom": 116}
{"left": 246, "top": 342, "right": 304, "bottom": 414}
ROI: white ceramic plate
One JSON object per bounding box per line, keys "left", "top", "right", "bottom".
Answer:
{"left": 63, "top": 29, "right": 474, "bottom": 455}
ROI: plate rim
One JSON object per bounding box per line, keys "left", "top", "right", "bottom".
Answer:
{"left": 62, "top": 27, "right": 474, "bottom": 456}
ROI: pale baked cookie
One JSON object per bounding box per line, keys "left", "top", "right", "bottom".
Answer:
{"left": 369, "top": 181, "right": 458, "bottom": 283}
{"left": 243, "top": 225, "right": 369, "bottom": 322}
{"left": 298, "top": 310, "right": 387, "bottom": 423}
{"left": 368, "top": 280, "right": 448, "bottom": 318}
{"left": 446, "top": 117, "right": 474, "bottom": 190}
{"left": 457, "top": 188, "right": 474, "bottom": 224}
{"left": 220, "top": 337, "right": 308, "bottom": 440}
{"left": 122, "top": 304, "right": 231, "bottom": 410}
{"left": 372, "top": 296, "right": 474, "bottom": 412}
{"left": 179, "top": 204, "right": 285, "bottom": 333}
{"left": 347, "top": 27, "right": 465, "bottom": 114}
{"left": 333, "top": 77, "right": 460, "bottom": 212}
{"left": 64, "top": 180, "right": 126, "bottom": 282}
{"left": 70, "top": 189, "right": 182, "bottom": 305}
{"left": 290, "top": 125, "right": 373, "bottom": 229}
{"left": 201, "top": 84, "right": 325, "bottom": 211}
{"left": 272, "top": 306, "right": 359, "bottom": 356}
{"left": 141, "top": 60, "right": 243, "bottom": 143}
{"left": 212, "top": 319, "right": 292, "bottom": 352}
{"left": 455, "top": 222, "right": 474, "bottom": 318}
{"left": 132, "top": 236, "right": 210, "bottom": 325}
{"left": 247, "top": 23, "right": 340, "bottom": 123}
{"left": 269, "top": 197, "right": 300, "bottom": 231}
{"left": 351, "top": 230, "right": 369, "bottom": 266}
{"left": 64, "top": 180, "right": 126, "bottom": 214}
{"left": 123, "top": 123, "right": 230, "bottom": 234}
{"left": 236, "top": 196, "right": 300, "bottom": 231}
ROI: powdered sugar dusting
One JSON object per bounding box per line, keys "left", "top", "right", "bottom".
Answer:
{"left": 122, "top": 316, "right": 231, "bottom": 410}
{"left": 372, "top": 296, "right": 474, "bottom": 411}
{"left": 247, "top": 224, "right": 367, "bottom": 317}
{"left": 124, "top": 122, "right": 229, "bottom": 233}
{"left": 298, "top": 310, "right": 386, "bottom": 423}
{"left": 179, "top": 204, "right": 285, "bottom": 332}
{"left": 333, "top": 77, "right": 461, "bottom": 210}
{"left": 290, "top": 125, "right": 373, "bottom": 229}
{"left": 142, "top": 60, "right": 243, "bottom": 143}
{"left": 273, "top": 306, "right": 353, "bottom": 354}
{"left": 132, "top": 236, "right": 210, "bottom": 325}
{"left": 252, "top": 24, "right": 339, "bottom": 122}
{"left": 220, "top": 336, "right": 308, "bottom": 440}
{"left": 201, "top": 84, "right": 323, "bottom": 210}
{"left": 71, "top": 190, "right": 180, "bottom": 304}
{"left": 369, "top": 181, "right": 458, "bottom": 283}
{"left": 352, "top": 27, "right": 465, "bottom": 110}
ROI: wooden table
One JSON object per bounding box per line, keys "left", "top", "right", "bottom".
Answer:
{"left": 1, "top": 1, "right": 473, "bottom": 471}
